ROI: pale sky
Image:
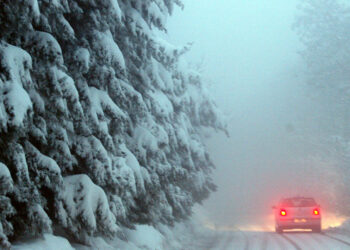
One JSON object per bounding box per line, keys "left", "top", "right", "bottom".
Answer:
{"left": 166, "top": 0, "right": 301, "bottom": 111}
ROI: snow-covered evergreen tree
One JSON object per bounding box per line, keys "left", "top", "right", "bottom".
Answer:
{"left": 0, "top": 0, "right": 226, "bottom": 247}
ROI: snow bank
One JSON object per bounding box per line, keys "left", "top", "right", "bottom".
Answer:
{"left": 332, "top": 219, "right": 350, "bottom": 233}
{"left": 74, "top": 224, "right": 167, "bottom": 250}
{"left": 13, "top": 219, "right": 214, "bottom": 250}
{"left": 125, "top": 225, "right": 165, "bottom": 250}
{"left": 12, "top": 234, "right": 74, "bottom": 250}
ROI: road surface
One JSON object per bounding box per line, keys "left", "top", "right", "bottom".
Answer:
{"left": 190, "top": 230, "right": 350, "bottom": 249}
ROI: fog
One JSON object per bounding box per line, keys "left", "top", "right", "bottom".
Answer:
{"left": 166, "top": 0, "right": 347, "bottom": 231}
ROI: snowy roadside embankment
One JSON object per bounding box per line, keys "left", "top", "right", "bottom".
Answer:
{"left": 12, "top": 220, "right": 214, "bottom": 250}
{"left": 14, "top": 218, "right": 350, "bottom": 250}
{"left": 327, "top": 219, "right": 350, "bottom": 235}
{"left": 12, "top": 234, "right": 74, "bottom": 250}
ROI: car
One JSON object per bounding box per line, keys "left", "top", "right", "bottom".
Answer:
{"left": 272, "top": 197, "right": 321, "bottom": 233}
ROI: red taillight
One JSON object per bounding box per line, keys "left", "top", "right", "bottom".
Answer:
{"left": 280, "top": 209, "right": 287, "bottom": 216}
{"left": 313, "top": 209, "right": 320, "bottom": 215}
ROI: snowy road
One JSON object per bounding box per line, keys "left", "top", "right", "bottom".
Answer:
{"left": 191, "top": 230, "right": 350, "bottom": 249}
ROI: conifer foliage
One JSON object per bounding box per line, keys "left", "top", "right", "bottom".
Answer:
{"left": 0, "top": 0, "right": 226, "bottom": 247}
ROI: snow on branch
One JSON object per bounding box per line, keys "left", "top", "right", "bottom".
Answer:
{"left": 58, "top": 174, "right": 118, "bottom": 242}
{"left": 0, "top": 42, "right": 33, "bottom": 128}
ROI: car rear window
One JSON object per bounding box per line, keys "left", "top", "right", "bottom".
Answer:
{"left": 280, "top": 198, "right": 316, "bottom": 207}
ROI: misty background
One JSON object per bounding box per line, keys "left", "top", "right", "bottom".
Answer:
{"left": 165, "top": 0, "right": 347, "bottom": 231}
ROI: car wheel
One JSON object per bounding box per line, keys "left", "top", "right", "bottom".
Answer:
{"left": 312, "top": 225, "right": 321, "bottom": 233}
{"left": 275, "top": 226, "right": 283, "bottom": 234}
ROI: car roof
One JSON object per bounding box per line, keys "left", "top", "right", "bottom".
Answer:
{"left": 278, "top": 197, "right": 317, "bottom": 207}
{"left": 281, "top": 196, "right": 315, "bottom": 200}
{"left": 279, "top": 197, "right": 316, "bottom": 203}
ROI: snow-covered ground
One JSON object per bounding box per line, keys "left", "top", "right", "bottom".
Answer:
{"left": 190, "top": 230, "right": 350, "bottom": 250}
{"left": 12, "top": 221, "right": 206, "bottom": 250}
{"left": 12, "top": 219, "right": 350, "bottom": 250}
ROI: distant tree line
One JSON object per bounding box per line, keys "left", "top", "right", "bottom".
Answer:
{"left": 295, "top": 0, "right": 350, "bottom": 215}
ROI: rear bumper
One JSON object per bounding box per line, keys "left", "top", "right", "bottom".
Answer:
{"left": 277, "top": 218, "right": 321, "bottom": 229}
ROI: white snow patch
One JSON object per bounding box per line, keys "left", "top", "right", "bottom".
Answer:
{"left": 28, "top": 0, "right": 40, "bottom": 22}
{"left": 13, "top": 220, "right": 214, "bottom": 250}
{"left": 89, "top": 135, "right": 112, "bottom": 170}
{"left": 119, "top": 144, "right": 145, "bottom": 193}
{"left": 1, "top": 42, "right": 32, "bottom": 89}
{"left": 88, "top": 86, "right": 127, "bottom": 124}
{"left": 116, "top": 156, "right": 137, "bottom": 194}
{"left": 93, "top": 30, "right": 125, "bottom": 70}
{"left": 12, "top": 234, "right": 74, "bottom": 250}
{"left": 148, "top": 1, "right": 167, "bottom": 27}
{"left": 124, "top": 6, "right": 152, "bottom": 37}
{"left": 190, "top": 138, "right": 206, "bottom": 159}
{"left": 148, "top": 89, "right": 174, "bottom": 118}
{"left": 148, "top": 58, "right": 174, "bottom": 91}
{"left": 125, "top": 225, "right": 165, "bottom": 250}
{"left": 60, "top": 16, "right": 75, "bottom": 37}
{"left": 134, "top": 125, "right": 158, "bottom": 153}
{"left": 51, "top": 0, "right": 63, "bottom": 8}
{"left": 1, "top": 43, "right": 33, "bottom": 127}
{"left": 54, "top": 67, "right": 80, "bottom": 103}
{"left": 152, "top": 36, "right": 178, "bottom": 57}
{"left": 110, "top": 0, "right": 122, "bottom": 20}
{"left": 62, "top": 174, "right": 117, "bottom": 232}
{"left": 0, "top": 163, "right": 11, "bottom": 180}
{"left": 29, "top": 89, "right": 45, "bottom": 113}
{"left": 31, "top": 31, "right": 63, "bottom": 64}
{"left": 26, "top": 142, "right": 61, "bottom": 175}
{"left": 74, "top": 48, "right": 90, "bottom": 72}
{"left": 7, "top": 83, "right": 32, "bottom": 126}
{"left": 0, "top": 162, "right": 13, "bottom": 194}
{"left": 176, "top": 127, "right": 189, "bottom": 148}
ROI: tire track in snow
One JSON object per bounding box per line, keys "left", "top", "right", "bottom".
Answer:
{"left": 270, "top": 233, "right": 289, "bottom": 249}
{"left": 240, "top": 231, "right": 250, "bottom": 250}
{"left": 260, "top": 232, "right": 269, "bottom": 250}
{"left": 305, "top": 233, "right": 340, "bottom": 249}
{"left": 279, "top": 234, "right": 302, "bottom": 250}
{"left": 266, "top": 232, "right": 291, "bottom": 249}
{"left": 200, "top": 232, "right": 224, "bottom": 250}
{"left": 320, "top": 232, "right": 350, "bottom": 247}
{"left": 219, "top": 232, "right": 235, "bottom": 250}
{"left": 217, "top": 231, "right": 248, "bottom": 250}
{"left": 285, "top": 232, "right": 319, "bottom": 250}
{"left": 188, "top": 231, "right": 223, "bottom": 250}
{"left": 205, "top": 232, "right": 223, "bottom": 250}
{"left": 293, "top": 232, "right": 350, "bottom": 249}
